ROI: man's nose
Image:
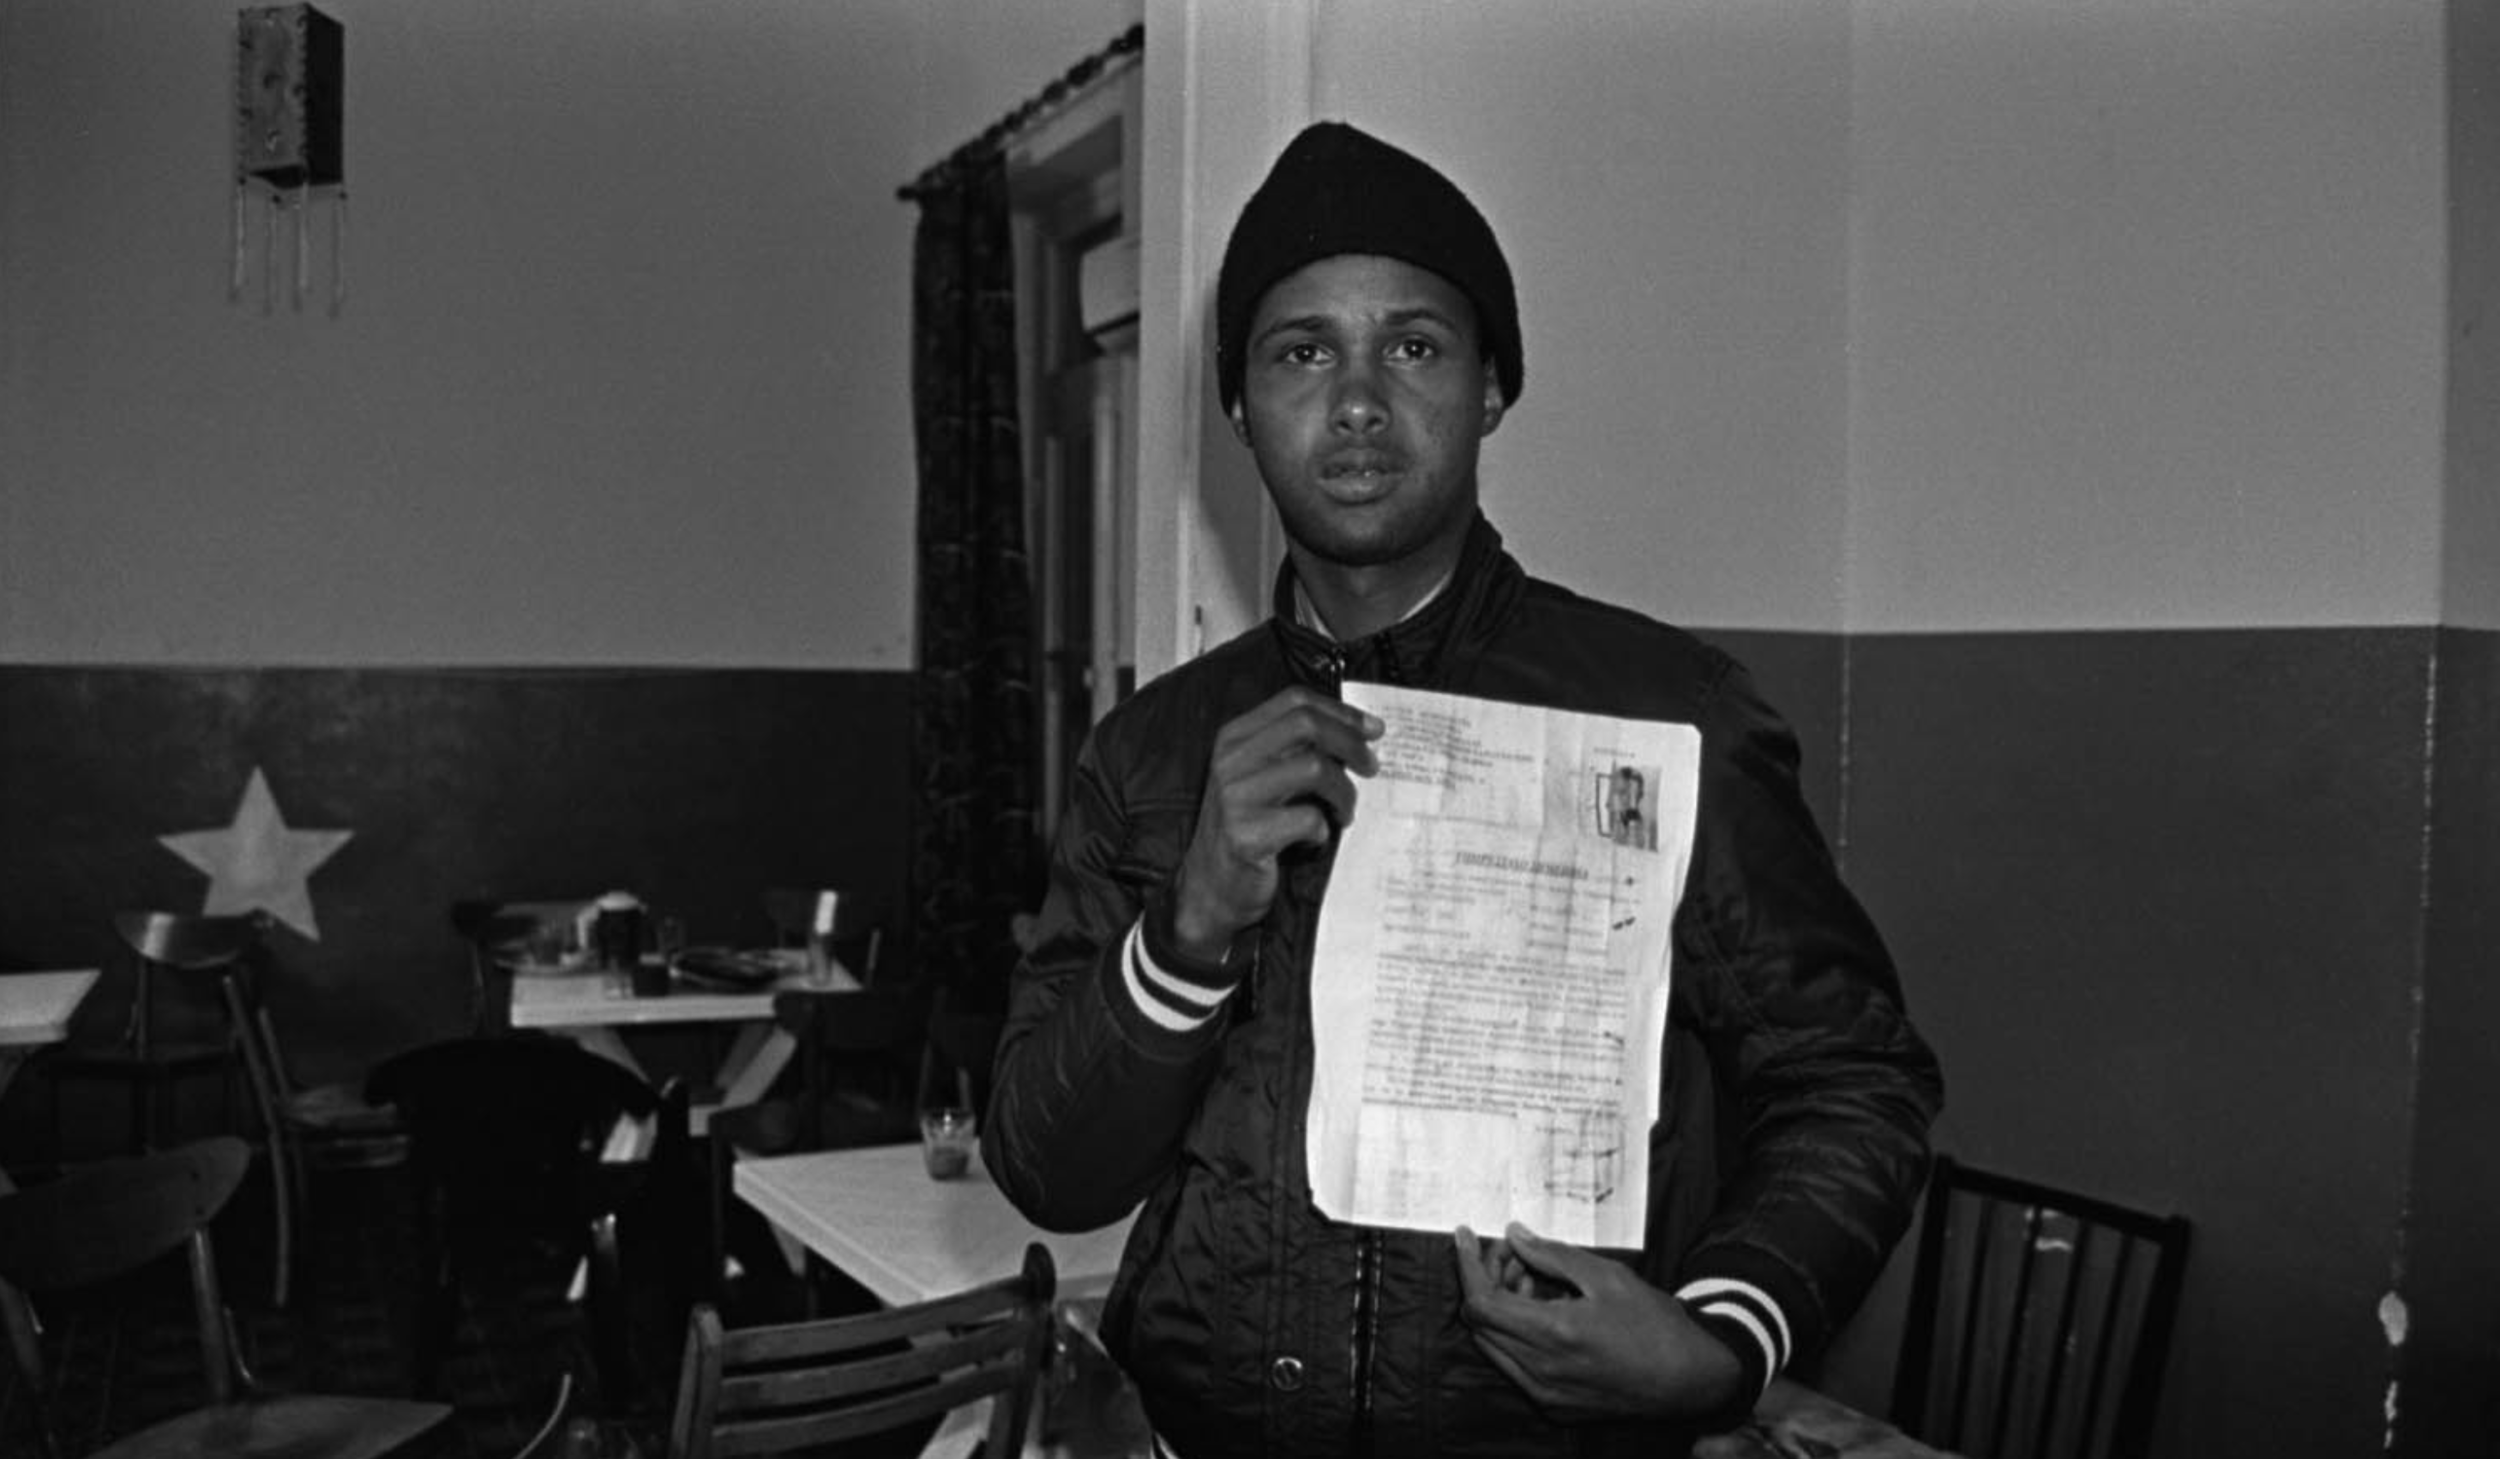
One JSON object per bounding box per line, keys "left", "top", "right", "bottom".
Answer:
{"left": 1330, "top": 363, "right": 1388, "bottom": 434}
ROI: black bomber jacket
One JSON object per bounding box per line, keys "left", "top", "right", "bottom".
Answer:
{"left": 985, "top": 515, "right": 1943, "bottom": 1458}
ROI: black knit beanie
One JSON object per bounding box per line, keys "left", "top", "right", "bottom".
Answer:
{"left": 1215, "top": 121, "right": 1522, "bottom": 414}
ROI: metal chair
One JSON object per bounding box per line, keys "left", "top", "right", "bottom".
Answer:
{"left": 216, "top": 955, "right": 405, "bottom": 1309}
{"left": 0, "top": 1135, "right": 448, "bottom": 1459}
{"left": 1892, "top": 1155, "right": 2191, "bottom": 1459}
{"left": 666, "top": 1242, "right": 1055, "bottom": 1459}
{"left": 44, "top": 911, "right": 259, "bottom": 1155}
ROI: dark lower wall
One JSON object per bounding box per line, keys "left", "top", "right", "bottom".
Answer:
{"left": 2400, "top": 627, "right": 2500, "bottom": 1453}
{"left": 0, "top": 664, "right": 914, "bottom": 1155}
{"left": 1811, "top": 628, "right": 2442, "bottom": 1459}
{"left": 7, "top": 633, "right": 2488, "bottom": 1454}
{"left": 1695, "top": 629, "right": 1847, "bottom": 839}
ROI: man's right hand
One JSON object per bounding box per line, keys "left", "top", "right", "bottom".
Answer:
{"left": 1171, "top": 686, "right": 1383, "bottom": 961}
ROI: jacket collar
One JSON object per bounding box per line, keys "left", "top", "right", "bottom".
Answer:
{"left": 1267, "top": 512, "right": 1523, "bottom": 690}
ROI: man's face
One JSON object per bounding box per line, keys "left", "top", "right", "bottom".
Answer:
{"left": 1228, "top": 254, "right": 1506, "bottom": 573}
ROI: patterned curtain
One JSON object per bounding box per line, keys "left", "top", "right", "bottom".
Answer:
{"left": 908, "top": 153, "right": 1040, "bottom": 1014}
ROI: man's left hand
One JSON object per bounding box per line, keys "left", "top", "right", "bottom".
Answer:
{"left": 1453, "top": 1222, "right": 1743, "bottom": 1423}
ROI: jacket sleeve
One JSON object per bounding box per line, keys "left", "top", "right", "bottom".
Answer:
{"left": 1668, "top": 659, "right": 1945, "bottom": 1381}
{"left": 981, "top": 722, "right": 1240, "bottom": 1233}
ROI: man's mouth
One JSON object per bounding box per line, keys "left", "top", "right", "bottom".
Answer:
{"left": 1320, "top": 451, "right": 1405, "bottom": 485}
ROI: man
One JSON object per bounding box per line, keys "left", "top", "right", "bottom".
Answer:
{"left": 984, "top": 120, "right": 1942, "bottom": 1457}
{"left": 1608, "top": 766, "right": 1654, "bottom": 850}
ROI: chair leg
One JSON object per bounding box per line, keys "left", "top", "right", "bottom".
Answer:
{"left": 706, "top": 1135, "right": 729, "bottom": 1309}
{"left": 414, "top": 1227, "right": 460, "bottom": 1398}
{"left": 267, "top": 1139, "right": 296, "bottom": 1308}
{"left": 585, "top": 1212, "right": 634, "bottom": 1402}
{"left": 2, "top": 1278, "right": 59, "bottom": 1459}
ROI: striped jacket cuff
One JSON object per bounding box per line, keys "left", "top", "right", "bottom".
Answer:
{"left": 1117, "top": 890, "right": 1248, "bottom": 1033}
{"left": 1675, "top": 1276, "right": 1789, "bottom": 1407}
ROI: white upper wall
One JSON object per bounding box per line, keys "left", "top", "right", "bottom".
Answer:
{"left": 2447, "top": 0, "right": 2500, "bottom": 631}
{"left": 1152, "top": 0, "right": 2456, "bottom": 651}
{"left": 1316, "top": 0, "right": 1856, "bottom": 637}
{"left": 0, "top": 0, "right": 1139, "bottom": 667}
{"left": 1846, "top": 0, "right": 2449, "bottom": 632}
{"left": 6, "top": 1, "right": 2470, "bottom": 667}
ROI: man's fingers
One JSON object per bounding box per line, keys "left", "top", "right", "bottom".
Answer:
{"left": 1176, "top": 686, "right": 1385, "bottom": 953}
{"left": 1460, "top": 1272, "right": 1573, "bottom": 1347}
{"left": 1453, "top": 1227, "right": 1497, "bottom": 1302}
{"left": 1501, "top": 1223, "right": 1601, "bottom": 1292}
{"left": 1219, "top": 756, "right": 1359, "bottom": 846}
{"left": 1487, "top": 1223, "right": 1605, "bottom": 1301}
{"left": 1218, "top": 690, "right": 1383, "bottom": 778}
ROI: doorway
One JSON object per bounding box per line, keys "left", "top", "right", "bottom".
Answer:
{"left": 1009, "top": 70, "right": 1139, "bottom": 842}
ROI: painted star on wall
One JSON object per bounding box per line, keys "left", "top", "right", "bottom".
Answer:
{"left": 159, "top": 767, "right": 354, "bottom": 941}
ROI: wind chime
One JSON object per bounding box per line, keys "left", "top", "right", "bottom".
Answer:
{"left": 231, "top": 4, "right": 345, "bottom": 317}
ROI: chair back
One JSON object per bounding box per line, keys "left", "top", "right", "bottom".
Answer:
{"left": 667, "top": 1242, "right": 1056, "bottom": 1459}
{"left": 920, "top": 985, "right": 1006, "bottom": 1117}
{"left": 760, "top": 888, "right": 886, "bottom": 985}
{"left": 369, "top": 1036, "right": 680, "bottom": 1398}
{"left": 0, "top": 1136, "right": 254, "bottom": 1423}
{"left": 116, "top": 910, "right": 260, "bottom": 971}
{"left": 778, "top": 981, "right": 932, "bottom": 1136}
{"left": 1892, "top": 1155, "right": 2191, "bottom": 1459}
{"left": 452, "top": 898, "right": 593, "bottom": 1034}
{"left": 368, "top": 1035, "right": 659, "bottom": 1238}
{"left": 110, "top": 910, "right": 259, "bottom": 1059}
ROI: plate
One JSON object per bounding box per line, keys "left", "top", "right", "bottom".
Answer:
{"left": 668, "top": 947, "right": 783, "bottom": 991}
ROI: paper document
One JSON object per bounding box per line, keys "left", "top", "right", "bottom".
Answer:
{"left": 1306, "top": 683, "right": 1699, "bottom": 1247}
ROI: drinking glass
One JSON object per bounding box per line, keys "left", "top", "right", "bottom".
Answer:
{"left": 918, "top": 1106, "right": 977, "bottom": 1179}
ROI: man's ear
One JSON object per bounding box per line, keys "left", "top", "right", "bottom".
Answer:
{"left": 1479, "top": 359, "right": 1507, "bottom": 437}
{"left": 1227, "top": 398, "right": 1252, "bottom": 445}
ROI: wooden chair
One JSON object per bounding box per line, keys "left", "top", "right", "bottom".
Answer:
{"left": 0, "top": 1135, "right": 449, "bottom": 1459}
{"left": 44, "top": 912, "right": 258, "bottom": 1154}
{"left": 1892, "top": 1155, "right": 2192, "bottom": 1459}
{"left": 666, "top": 1242, "right": 1055, "bottom": 1459}
{"left": 367, "top": 1035, "right": 690, "bottom": 1404}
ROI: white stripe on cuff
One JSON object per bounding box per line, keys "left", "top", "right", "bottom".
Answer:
{"left": 1118, "top": 921, "right": 1230, "bottom": 1032}
{"left": 1676, "top": 1275, "right": 1792, "bottom": 1375}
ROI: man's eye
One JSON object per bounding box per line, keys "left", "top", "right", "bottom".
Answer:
{"left": 1389, "top": 337, "right": 1440, "bottom": 362}
{"left": 1280, "top": 342, "right": 1329, "bottom": 366}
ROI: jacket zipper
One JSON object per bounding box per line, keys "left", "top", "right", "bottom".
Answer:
{"left": 1351, "top": 1228, "right": 1382, "bottom": 1451}
{"left": 1345, "top": 638, "right": 1389, "bottom": 1450}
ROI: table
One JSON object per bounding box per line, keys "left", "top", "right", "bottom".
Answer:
{"left": 507, "top": 957, "right": 856, "bottom": 1133}
{"left": 733, "top": 1141, "right": 1135, "bottom": 1307}
{"left": 0, "top": 969, "right": 102, "bottom": 1159}
{"left": 0, "top": 967, "right": 100, "bottom": 1055}
{"left": 1694, "top": 1376, "right": 1964, "bottom": 1459}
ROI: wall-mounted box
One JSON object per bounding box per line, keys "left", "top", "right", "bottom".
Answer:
{"left": 235, "top": 4, "right": 343, "bottom": 189}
